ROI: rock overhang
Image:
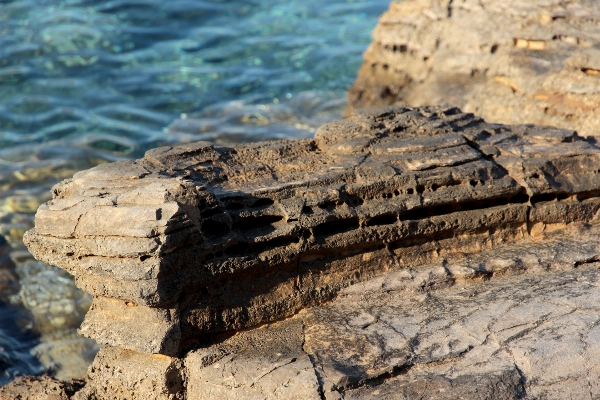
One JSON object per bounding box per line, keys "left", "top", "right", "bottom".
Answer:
{"left": 23, "top": 105, "right": 600, "bottom": 355}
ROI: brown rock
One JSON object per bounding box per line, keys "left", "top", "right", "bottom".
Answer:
{"left": 11, "top": 219, "right": 600, "bottom": 399}
{"left": 185, "top": 319, "right": 321, "bottom": 399}
{"left": 24, "top": 105, "right": 600, "bottom": 355}
{"left": 301, "top": 223, "right": 600, "bottom": 399}
{"left": 74, "top": 347, "right": 184, "bottom": 400}
{"left": 0, "top": 375, "right": 84, "bottom": 400}
{"left": 78, "top": 222, "right": 600, "bottom": 399}
{"left": 348, "top": 0, "right": 600, "bottom": 138}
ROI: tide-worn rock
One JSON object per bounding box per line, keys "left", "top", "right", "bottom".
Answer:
{"left": 0, "top": 375, "right": 85, "bottom": 400}
{"left": 184, "top": 319, "right": 321, "bottom": 400}
{"left": 302, "top": 223, "right": 600, "bottom": 399}
{"left": 71, "top": 347, "right": 184, "bottom": 400}
{"left": 348, "top": 0, "right": 600, "bottom": 138}
{"left": 24, "top": 105, "right": 600, "bottom": 355}
{"left": 45, "top": 222, "right": 600, "bottom": 399}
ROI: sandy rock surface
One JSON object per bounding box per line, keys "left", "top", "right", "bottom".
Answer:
{"left": 11, "top": 105, "right": 600, "bottom": 398}
{"left": 8, "top": 223, "right": 600, "bottom": 399}
{"left": 348, "top": 0, "right": 600, "bottom": 138}
{"left": 0, "top": 375, "right": 84, "bottom": 400}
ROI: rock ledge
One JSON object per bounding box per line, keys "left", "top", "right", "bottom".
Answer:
{"left": 10, "top": 105, "right": 600, "bottom": 399}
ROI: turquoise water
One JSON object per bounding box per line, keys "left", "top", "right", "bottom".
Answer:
{"left": 0, "top": 0, "right": 389, "bottom": 385}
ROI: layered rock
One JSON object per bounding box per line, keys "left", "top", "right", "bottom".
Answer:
{"left": 0, "top": 375, "right": 85, "bottom": 400}
{"left": 179, "top": 225, "right": 600, "bottom": 399}
{"left": 23, "top": 105, "right": 600, "bottom": 356}
{"left": 9, "top": 222, "right": 600, "bottom": 399}
{"left": 348, "top": 0, "right": 600, "bottom": 137}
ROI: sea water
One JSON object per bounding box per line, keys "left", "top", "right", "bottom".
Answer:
{"left": 0, "top": 0, "right": 390, "bottom": 384}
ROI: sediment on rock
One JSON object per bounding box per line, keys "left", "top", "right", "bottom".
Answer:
{"left": 348, "top": 0, "right": 600, "bottom": 138}
{"left": 23, "top": 105, "right": 600, "bottom": 355}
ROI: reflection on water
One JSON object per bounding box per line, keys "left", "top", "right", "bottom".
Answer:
{"left": 0, "top": 0, "right": 389, "bottom": 384}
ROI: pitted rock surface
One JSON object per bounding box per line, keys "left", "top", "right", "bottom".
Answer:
{"left": 0, "top": 375, "right": 85, "bottom": 400}
{"left": 37, "top": 223, "right": 600, "bottom": 399}
{"left": 24, "top": 105, "right": 600, "bottom": 354}
{"left": 348, "top": 0, "right": 600, "bottom": 138}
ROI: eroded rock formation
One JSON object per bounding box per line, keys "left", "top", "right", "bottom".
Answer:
{"left": 23, "top": 105, "right": 600, "bottom": 357}
{"left": 12, "top": 105, "right": 600, "bottom": 399}
{"left": 0, "top": 375, "right": 85, "bottom": 400}
{"left": 348, "top": 0, "right": 600, "bottom": 137}
{"left": 8, "top": 223, "right": 600, "bottom": 399}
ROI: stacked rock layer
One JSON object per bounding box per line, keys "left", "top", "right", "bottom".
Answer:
{"left": 8, "top": 223, "right": 600, "bottom": 398}
{"left": 24, "top": 106, "right": 600, "bottom": 356}
{"left": 348, "top": 0, "right": 600, "bottom": 137}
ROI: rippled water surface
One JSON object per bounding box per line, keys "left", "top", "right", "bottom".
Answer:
{"left": 0, "top": 0, "right": 390, "bottom": 385}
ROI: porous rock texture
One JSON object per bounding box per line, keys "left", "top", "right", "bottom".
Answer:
{"left": 9, "top": 222, "right": 600, "bottom": 399}
{"left": 11, "top": 105, "right": 600, "bottom": 399}
{"left": 348, "top": 0, "right": 600, "bottom": 137}
{"left": 23, "top": 105, "right": 600, "bottom": 356}
{"left": 0, "top": 375, "right": 85, "bottom": 400}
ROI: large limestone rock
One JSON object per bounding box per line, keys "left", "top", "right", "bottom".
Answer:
{"left": 24, "top": 105, "right": 600, "bottom": 356}
{"left": 348, "top": 0, "right": 600, "bottom": 137}
{"left": 12, "top": 105, "right": 600, "bottom": 398}
{"left": 10, "top": 222, "right": 600, "bottom": 399}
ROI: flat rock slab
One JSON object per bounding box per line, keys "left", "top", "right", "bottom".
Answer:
{"left": 24, "top": 105, "right": 600, "bottom": 354}
{"left": 322, "top": 260, "right": 600, "bottom": 400}
{"left": 57, "top": 223, "right": 600, "bottom": 399}
{"left": 304, "top": 230, "right": 600, "bottom": 399}
{"left": 348, "top": 0, "right": 600, "bottom": 138}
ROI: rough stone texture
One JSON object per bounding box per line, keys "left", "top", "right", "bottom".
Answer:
{"left": 302, "top": 224, "right": 600, "bottom": 399}
{"left": 185, "top": 319, "right": 321, "bottom": 399}
{"left": 0, "top": 375, "right": 84, "bottom": 400}
{"left": 348, "top": 0, "right": 600, "bottom": 138}
{"left": 24, "top": 105, "right": 600, "bottom": 355}
{"left": 71, "top": 347, "right": 184, "bottom": 400}
{"left": 42, "top": 222, "right": 600, "bottom": 399}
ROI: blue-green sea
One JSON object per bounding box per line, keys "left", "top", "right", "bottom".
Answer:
{"left": 0, "top": 0, "right": 390, "bottom": 385}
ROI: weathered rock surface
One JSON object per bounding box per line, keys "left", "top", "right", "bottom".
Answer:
{"left": 348, "top": 0, "right": 600, "bottom": 137}
{"left": 0, "top": 375, "right": 84, "bottom": 400}
{"left": 13, "top": 222, "right": 600, "bottom": 399}
{"left": 24, "top": 105, "right": 600, "bottom": 355}
{"left": 71, "top": 347, "right": 184, "bottom": 400}
{"left": 179, "top": 222, "right": 600, "bottom": 399}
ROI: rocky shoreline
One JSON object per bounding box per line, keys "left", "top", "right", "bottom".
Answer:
{"left": 6, "top": 211, "right": 600, "bottom": 399}
{"left": 5, "top": 0, "right": 600, "bottom": 398}
{"left": 9, "top": 221, "right": 600, "bottom": 399}
{"left": 3, "top": 105, "right": 600, "bottom": 398}
{"left": 26, "top": 105, "right": 598, "bottom": 357}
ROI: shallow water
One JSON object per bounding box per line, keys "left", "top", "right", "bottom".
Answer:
{"left": 0, "top": 0, "right": 390, "bottom": 385}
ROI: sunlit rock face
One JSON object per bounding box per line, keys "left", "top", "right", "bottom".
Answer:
{"left": 11, "top": 218, "right": 600, "bottom": 399}
{"left": 23, "top": 105, "right": 600, "bottom": 356}
{"left": 5, "top": 105, "right": 600, "bottom": 398}
{"left": 348, "top": 0, "right": 600, "bottom": 138}
{"left": 0, "top": 0, "right": 392, "bottom": 385}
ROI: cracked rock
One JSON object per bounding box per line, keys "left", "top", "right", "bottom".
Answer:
{"left": 11, "top": 106, "right": 600, "bottom": 398}
{"left": 23, "top": 105, "right": 600, "bottom": 355}
{"left": 348, "top": 0, "right": 600, "bottom": 138}
{"left": 184, "top": 319, "right": 321, "bottom": 400}
{"left": 47, "top": 223, "right": 600, "bottom": 399}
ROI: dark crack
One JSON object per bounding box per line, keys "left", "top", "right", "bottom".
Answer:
{"left": 300, "top": 320, "right": 327, "bottom": 400}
